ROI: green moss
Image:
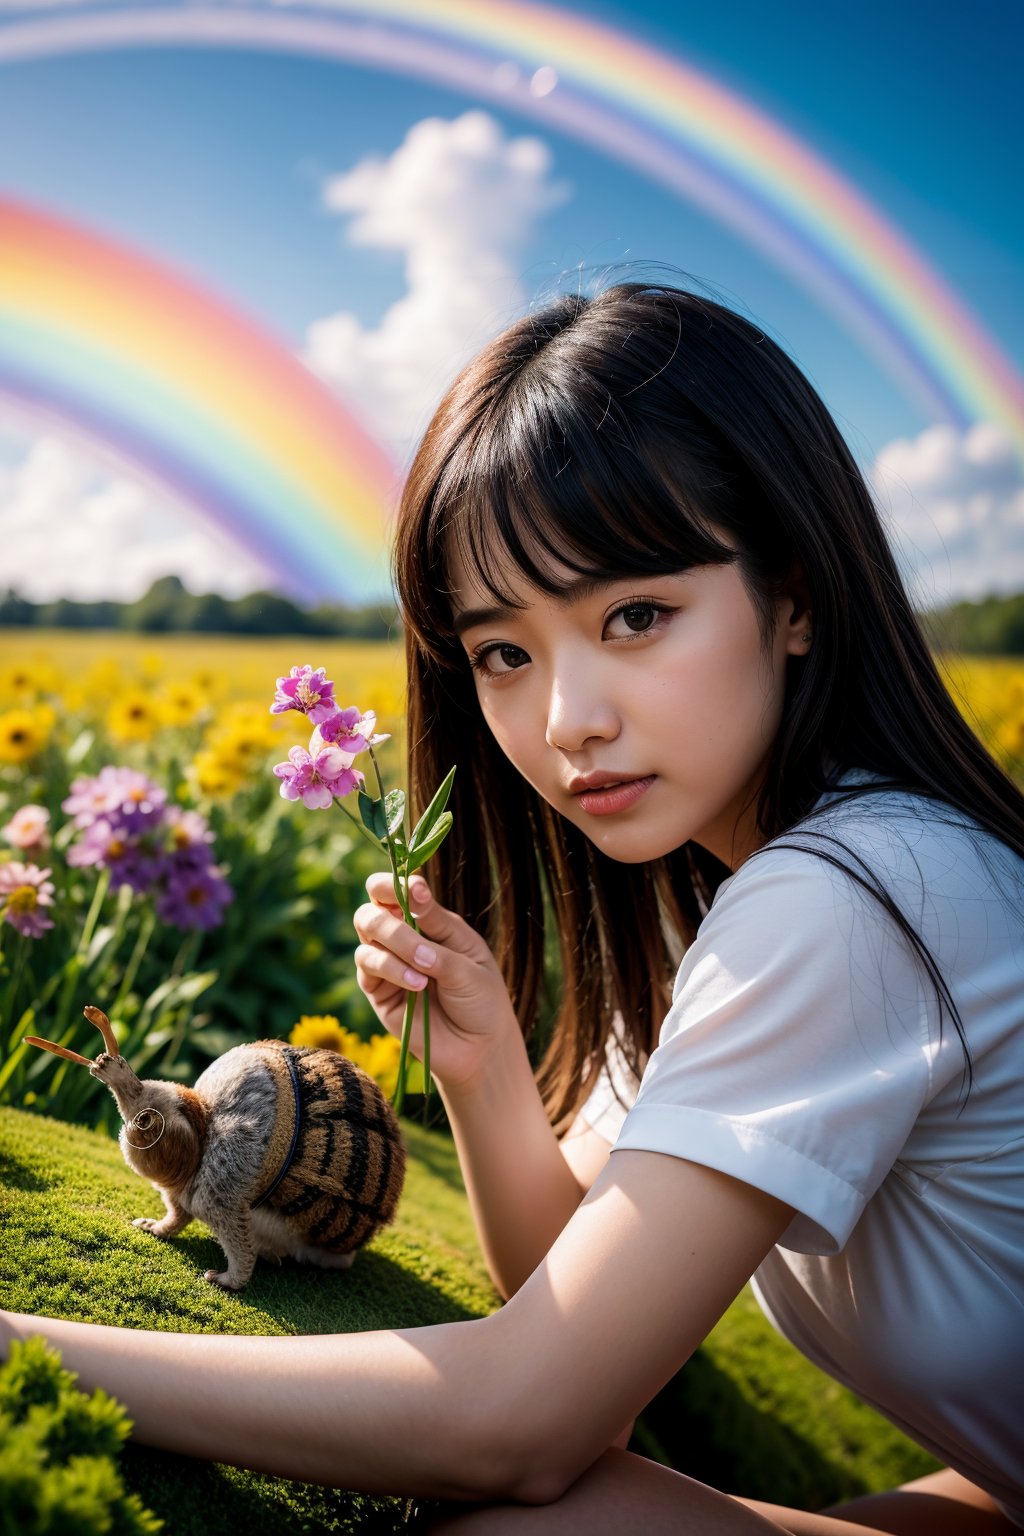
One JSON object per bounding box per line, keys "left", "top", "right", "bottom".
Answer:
{"left": 0, "top": 1105, "right": 936, "bottom": 1526}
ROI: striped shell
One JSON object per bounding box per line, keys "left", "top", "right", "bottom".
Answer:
{"left": 239, "top": 1041, "right": 405, "bottom": 1253}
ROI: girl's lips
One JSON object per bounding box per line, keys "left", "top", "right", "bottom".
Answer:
{"left": 575, "top": 775, "right": 656, "bottom": 815}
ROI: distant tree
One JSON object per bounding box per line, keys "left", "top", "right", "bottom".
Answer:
{"left": 0, "top": 588, "right": 36, "bottom": 625}
{"left": 924, "top": 592, "right": 1024, "bottom": 656}
{"left": 180, "top": 590, "right": 235, "bottom": 632}
{"left": 123, "top": 574, "right": 190, "bottom": 631}
{"left": 231, "top": 590, "right": 308, "bottom": 634}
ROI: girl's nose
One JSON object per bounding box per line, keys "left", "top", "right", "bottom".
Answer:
{"left": 544, "top": 672, "right": 620, "bottom": 751}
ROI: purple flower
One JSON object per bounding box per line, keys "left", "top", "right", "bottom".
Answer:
{"left": 63, "top": 768, "right": 129, "bottom": 829}
{"left": 317, "top": 707, "right": 390, "bottom": 751}
{"left": 62, "top": 766, "right": 165, "bottom": 832}
{"left": 63, "top": 763, "right": 233, "bottom": 930}
{"left": 272, "top": 742, "right": 364, "bottom": 809}
{"left": 0, "top": 861, "right": 56, "bottom": 939}
{"left": 164, "top": 806, "right": 215, "bottom": 861}
{"left": 270, "top": 665, "right": 336, "bottom": 723}
{"left": 156, "top": 863, "right": 234, "bottom": 931}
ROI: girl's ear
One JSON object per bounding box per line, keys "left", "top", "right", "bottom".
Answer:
{"left": 779, "top": 560, "right": 814, "bottom": 657}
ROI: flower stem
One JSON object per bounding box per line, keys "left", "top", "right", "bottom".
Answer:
{"left": 368, "top": 747, "right": 427, "bottom": 1116}
{"left": 337, "top": 801, "right": 387, "bottom": 855}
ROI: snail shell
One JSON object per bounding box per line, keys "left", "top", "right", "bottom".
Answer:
{"left": 193, "top": 1040, "right": 406, "bottom": 1256}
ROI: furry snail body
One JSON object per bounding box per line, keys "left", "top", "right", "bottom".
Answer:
{"left": 26, "top": 1007, "right": 406, "bottom": 1291}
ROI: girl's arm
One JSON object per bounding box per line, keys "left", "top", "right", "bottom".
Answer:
{"left": 1, "top": 1149, "right": 793, "bottom": 1505}
{"left": 355, "top": 876, "right": 613, "bottom": 1300}
{"left": 436, "top": 1026, "right": 608, "bottom": 1300}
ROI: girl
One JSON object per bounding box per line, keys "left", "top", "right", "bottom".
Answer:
{"left": 3, "top": 282, "right": 1022, "bottom": 1534}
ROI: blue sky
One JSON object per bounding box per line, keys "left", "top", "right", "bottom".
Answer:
{"left": 1, "top": 0, "right": 1021, "bottom": 604}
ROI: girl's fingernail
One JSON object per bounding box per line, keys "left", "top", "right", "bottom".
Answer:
{"left": 414, "top": 943, "right": 436, "bottom": 968}
{"left": 403, "top": 968, "right": 427, "bottom": 989}
{"left": 411, "top": 877, "right": 430, "bottom": 901}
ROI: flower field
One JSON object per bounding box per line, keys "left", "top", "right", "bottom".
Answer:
{"left": 1, "top": 628, "right": 1022, "bottom": 1137}
{"left": 0, "top": 629, "right": 414, "bottom": 1133}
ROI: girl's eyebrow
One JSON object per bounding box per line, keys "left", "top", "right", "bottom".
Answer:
{"left": 452, "top": 575, "right": 625, "bottom": 636}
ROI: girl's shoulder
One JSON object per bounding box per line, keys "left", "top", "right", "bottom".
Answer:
{"left": 723, "top": 767, "right": 1022, "bottom": 921}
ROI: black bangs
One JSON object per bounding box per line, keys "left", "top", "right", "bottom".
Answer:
{"left": 431, "top": 376, "right": 739, "bottom": 626}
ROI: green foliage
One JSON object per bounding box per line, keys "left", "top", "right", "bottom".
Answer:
{"left": 0, "top": 1335, "right": 162, "bottom": 1536}
{"left": 924, "top": 591, "right": 1024, "bottom": 655}
{"left": 0, "top": 579, "right": 400, "bottom": 639}
{"left": 0, "top": 741, "right": 397, "bottom": 1134}
{"left": 0, "top": 1103, "right": 498, "bottom": 1534}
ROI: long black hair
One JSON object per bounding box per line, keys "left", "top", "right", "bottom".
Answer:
{"left": 393, "top": 281, "right": 1024, "bottom": 1127}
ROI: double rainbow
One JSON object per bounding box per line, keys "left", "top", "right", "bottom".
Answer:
{"left": 0, "top": 199, "right": 398, "bottom": 602}
{"left": 1, "top": 0, "right": 1021, "bottom": 600}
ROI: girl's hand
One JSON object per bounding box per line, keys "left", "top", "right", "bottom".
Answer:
{"left": 354, "top": 874, "right": 519, "bottom": 1094}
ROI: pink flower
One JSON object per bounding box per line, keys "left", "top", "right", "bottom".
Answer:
{"left": 62, "top": 766, "right": 165, "bottom": 830}
{"left": 1, "top": 804, "right": 51, "bottom": 851}
{"left": 0, "top": 861, "right": 56, "bottom": 939}
{"left": 317, "top": 706, "right": 390, "bottom": 753}
{"left": 272, "top": 742, "right": 364, "bottom": 810}
{"left": 270, "top": 665, "right": 336, "bottom": 723}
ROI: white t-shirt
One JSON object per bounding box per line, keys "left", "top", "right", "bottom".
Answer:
{"left": 578, "top": 771, "right": 1024, "bottom": 1521}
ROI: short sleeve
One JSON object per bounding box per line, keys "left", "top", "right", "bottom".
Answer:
{"left": 612, "top": 845, "right": 933, "bottom": 1254}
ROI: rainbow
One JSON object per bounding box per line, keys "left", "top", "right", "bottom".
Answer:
{"left": 2, "top": 0, "right": 1022, "bottom": 467}
{"left": 0, "top": 197, "right": 399, "bottom": 602}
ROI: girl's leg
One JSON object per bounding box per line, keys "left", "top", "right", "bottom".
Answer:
{"left": 420, "top": 1448, "right": 871, "bottom": 1535}
{"left": 741, "top": 1467, "right": 1019, "bottom": 1535}
{"left": 421, "top": 1453, "right": 1017, "bottom": 1536}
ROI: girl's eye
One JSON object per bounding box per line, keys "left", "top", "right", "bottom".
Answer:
{"left": 605, "top": 600, "right": 671, "bottom": 638}
{"left": 469, "top": 643, "right": 530, "bottom": 678}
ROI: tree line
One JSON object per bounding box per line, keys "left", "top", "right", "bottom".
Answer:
{"left": 920, "top": 592, "right": 1024, "bottom": 656}
{"left": 0, "top": 575, "right": 399, "bottom": 639}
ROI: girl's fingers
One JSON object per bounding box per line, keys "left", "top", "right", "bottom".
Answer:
{"left": 364, "top": 872, "right": 435, "bottom": 913}
{"left": 364, "top": 871, "right": 405, "bottom": 910}
{"left": 354, "top": 943, "right": 430, "bottom": 994}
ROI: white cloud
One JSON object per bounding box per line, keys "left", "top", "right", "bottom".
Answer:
{"left": 870, "top": 422, "right": 1024, "bottom": 606}
{"left": 0, "top": 434, "right": 274, "bottom": 603}
{"left": 303, "top": 109, "right": 570, "bottom": 460}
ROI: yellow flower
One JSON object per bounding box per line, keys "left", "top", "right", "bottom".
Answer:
{"left": 361, "top": 1034, "right": 425, "bottom": 1096}
{"left": 85, "top": 658, "right": 124, "bottom": 701}
{"left": 290, "top": 1014, "right": 359, "bottom": 1053}
{"left": 0, "top": 656, "right": 60, "bottom": 706}
{"left": 0, "top": 665, "right": 37, "bottom": 704}
{"left": 190, "top": 667, "right": 231, "bottom": 704}
{"left": 157, "top": 681, "right": 207, "bottom": 728}
{"left": 191, "top": 749, "right": 244, "bottom": 799}
{"left": 0, "top": 708, "right": 48, "bottom": 764}
{"left": 288, "top": 1017, "right": 425, "bottom": 1095}
{"left": 107, "top": 691, "right": 160, "bottom": 743}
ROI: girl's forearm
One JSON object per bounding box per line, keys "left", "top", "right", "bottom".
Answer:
{"left": 438, "top": 1030, "right": 586, "bottom": 1300}
{"left": 0, "top": 1308, "right": 509, "bottom": 1501}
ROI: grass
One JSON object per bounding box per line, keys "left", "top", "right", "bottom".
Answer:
{"left": 0, "top": 1104, "right": 938, "bottom": 1527}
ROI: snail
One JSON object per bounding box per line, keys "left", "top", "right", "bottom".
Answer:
{"left": 25, "top": 1006, "right": 406, "bottom": 1291}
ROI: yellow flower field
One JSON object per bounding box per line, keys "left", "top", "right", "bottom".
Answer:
{"left": 0, "top": 629, "right": 407, "bottom": 793}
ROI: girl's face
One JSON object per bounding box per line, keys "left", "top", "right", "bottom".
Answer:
{"left": 449, "top": 545, "right": 811, "bottom": 869}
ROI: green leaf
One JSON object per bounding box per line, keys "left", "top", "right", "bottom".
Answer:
{"left": 405, "top": 811, "right": 453, "bottom": 873}
{"left": 172, "top": 970, "right": 218, "bottom": 1004}
{"left": 408, "top": 766, "right": 456, "bottom": 852}
{"left": 385, "top": 788, "right": 406, "bottom": 837}
{"left": 358, "top": 790, "right": 388, "bottom": 840}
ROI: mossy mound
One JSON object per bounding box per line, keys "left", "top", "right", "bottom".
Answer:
{"left": 0, "top": 1105, "right": 936, "bottom": 1527}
